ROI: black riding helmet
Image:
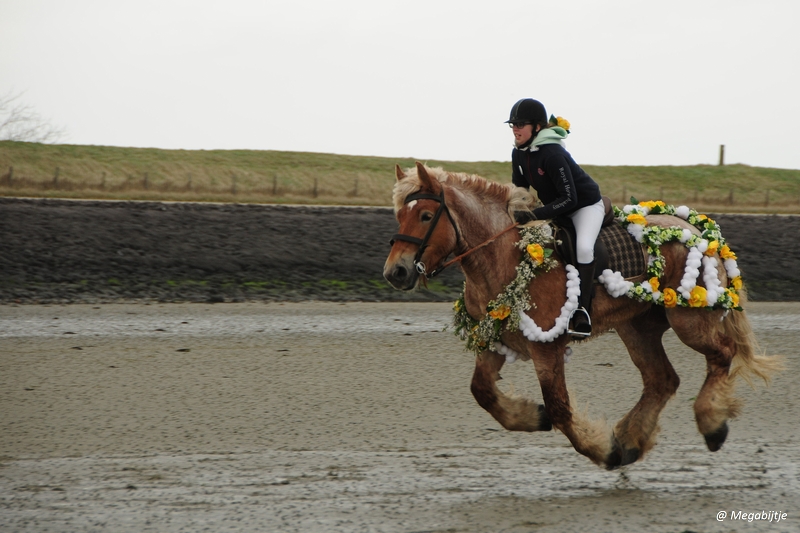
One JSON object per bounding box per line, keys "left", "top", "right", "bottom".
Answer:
{"left": 505, "top": 98, "right": 547, "bottom": 127}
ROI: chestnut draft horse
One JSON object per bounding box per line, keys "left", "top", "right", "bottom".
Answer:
{"left": 384, "top": 162, "right": 780, "bottom": 469}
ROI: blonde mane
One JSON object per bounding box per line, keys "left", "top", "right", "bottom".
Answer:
{"left": 392, "top": 165, "right": 534, "bottom": 217}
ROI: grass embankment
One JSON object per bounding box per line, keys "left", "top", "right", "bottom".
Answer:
{"left": 2, "top": 141, "right": 799, "bottom": 212}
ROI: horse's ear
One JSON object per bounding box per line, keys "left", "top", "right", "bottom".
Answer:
{"left": 415, "top": 162, "right": 441, "bottom": 193}
{"left": 395, "top": 165, "right": 406, "bottom": 182}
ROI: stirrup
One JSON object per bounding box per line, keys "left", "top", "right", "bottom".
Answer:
{"left": 568, "top": 307, "right": 592, "bottom": 338}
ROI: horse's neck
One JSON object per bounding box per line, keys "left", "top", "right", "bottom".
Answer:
{"left": 457, "top": 214, "right": 520, "bottom": 313}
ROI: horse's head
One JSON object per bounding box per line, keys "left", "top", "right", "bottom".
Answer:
{"left": 383, "top": 162, "right": 460, "bottom": 290}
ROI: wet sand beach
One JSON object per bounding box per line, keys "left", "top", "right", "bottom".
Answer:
{"left": 1, "top": 301, "right": 797, "bottom": 532}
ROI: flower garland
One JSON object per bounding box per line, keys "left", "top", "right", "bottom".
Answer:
{"left": 602, "top": 200, "right": 743, "bottom": 311}
{"left": 450, "top": 200, "right": 744, "bottom": 358}
{"left": 452, "top": 224, "right": 559, "bottom": 355}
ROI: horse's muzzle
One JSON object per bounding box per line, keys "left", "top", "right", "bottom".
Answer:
{"left": 383, "top": 256, "right": 419, "bottom": 290}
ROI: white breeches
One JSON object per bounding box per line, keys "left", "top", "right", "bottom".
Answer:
{"left": 568, "top": 199, "right": 605, "bottom": 264}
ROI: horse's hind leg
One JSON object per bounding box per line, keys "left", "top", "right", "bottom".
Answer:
{"left": 471, "top": 350, "right": 551, "bottom": 431}
{"left": 668, "top": 307, "right": 739, "bottom": 451}
{"left": 611, "top": 307, "right": 680, "bottom": 467}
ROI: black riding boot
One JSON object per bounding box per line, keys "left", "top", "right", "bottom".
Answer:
{"left": 570, "top": 261, "right": 596, "bottom": 338}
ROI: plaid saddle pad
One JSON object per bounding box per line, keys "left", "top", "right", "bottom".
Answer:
{"left": 598, "top": 222, "right": 648, "bottom": 279}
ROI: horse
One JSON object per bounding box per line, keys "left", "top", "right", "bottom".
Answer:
{"left": 383, "top": 162, "right": 781, "bottom": 469}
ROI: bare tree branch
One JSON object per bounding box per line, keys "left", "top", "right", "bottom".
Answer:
{"left": 0, "top": 91, "right": 67, "bottom": 143}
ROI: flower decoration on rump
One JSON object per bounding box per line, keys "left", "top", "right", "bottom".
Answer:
{"left": 726, "top": 288, "right": 740, "bottom": 308}
{"left": 626, "top": 213, "right": 647, "bottom": 226}
{"left": 705, "top": 240, "right": 720, "bottom": 256}
{"left": 689, "top": 286, "right": 707, "bottom": 307}
{"left": 610, "top": 201, "right": 743, "bottom": 311}
{"left": 662, "top": 288, "right": 678, "bottom": 308}
{"left": 720, "top": 245, "right": 737, "bottom": 261}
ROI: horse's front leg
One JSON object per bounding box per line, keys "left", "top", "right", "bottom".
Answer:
{"left": 529, "top": 342, "right": 616, "bottom": 467}
{"left": 471, "top": 349, "right": 551, "bottom": 432}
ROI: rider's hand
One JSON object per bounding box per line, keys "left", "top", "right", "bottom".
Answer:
{"left": 513, "top": 211, "right": 537, "bottom": 225}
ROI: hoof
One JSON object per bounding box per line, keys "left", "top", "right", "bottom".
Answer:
{"left": 704, "top": 423, "right": 729, "bottom": 452}
{"left": 605, "top": 438, "right": 640, "bottom": 470}
{"left": 537, "top": 404, "right": 552, "bottom": 431}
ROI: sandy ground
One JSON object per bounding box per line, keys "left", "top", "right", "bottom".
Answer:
{"left": 1, "top": 301, "right": 797, "bottom": 532}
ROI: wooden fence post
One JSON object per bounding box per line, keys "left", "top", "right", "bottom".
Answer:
{"left": 719, "top": 145, "right": 725, "bottom": 166}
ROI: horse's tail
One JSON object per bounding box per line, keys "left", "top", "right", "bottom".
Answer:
{"left": 725, "top": 287, "right": 784, "bottom": 387}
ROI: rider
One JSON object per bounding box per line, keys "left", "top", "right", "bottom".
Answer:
{"left": 507, "top": 98, "right": 604, "bottom": 337}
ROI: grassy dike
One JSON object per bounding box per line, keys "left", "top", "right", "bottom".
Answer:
{"left": 2, "top": 141, "right": 800, "bottom": 212}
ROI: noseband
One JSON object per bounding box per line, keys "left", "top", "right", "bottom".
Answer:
{"left": 390, "top": 188, "right": 458, "bottom": 279}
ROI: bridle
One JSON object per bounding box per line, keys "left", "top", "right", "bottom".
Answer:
{"left": 390, "top": 187, "right": 517, "bottom": 279}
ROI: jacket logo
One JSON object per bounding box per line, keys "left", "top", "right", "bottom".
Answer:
{"left": 537, "top": 167, "right": 545, "bottom": 175}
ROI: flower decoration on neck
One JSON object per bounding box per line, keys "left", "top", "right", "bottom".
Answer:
{"left": 548, "top": 114, "right": 571, "bottom": 133}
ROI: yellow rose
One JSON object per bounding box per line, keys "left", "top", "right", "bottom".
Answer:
{"left": 654, "top": 200, "right": 666, "bottom": 207}
{"left": 727, "top": 288, "right": 740, "bottom": 308}
{"left": 697, "top": 214, "right": 708, "bottom": 221}
{"left": 526, "top": 243, "right": 545, "bottom": 264}
{"left": 689, "top": 286, "right": 707, "bottom": 307}
{"left": 731, "top": 276, "right": 743, "bottom": 290}
{"left": 639, "top": 200, "right": 657, "bottom": 209}
{"left": 662, "top": 288, "right": 677, "bottom": 308}
{"left": 705, "top": 240, "right": 720, "bottom": 256}
{"left": 626, "top": 213, "right": 647, "bottom": 226}
{"left": 556, "top": 116, "right": 571, "bottom": 131}
{"left": 649, "top": 277, "right": 660, "bottom": 292}
{"left": 720, "top": 245, "right": 737, "bottom": 260}
{"left": 489, "top": 304, "right": 511, "bottom": 321}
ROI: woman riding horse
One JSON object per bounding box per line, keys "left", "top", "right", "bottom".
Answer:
{"left": 508, "top": 98, "right": 604, "bottom": 337}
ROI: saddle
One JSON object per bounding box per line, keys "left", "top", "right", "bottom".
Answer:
{"left": 552, "top": 196, "right": 648, "bottom": 280}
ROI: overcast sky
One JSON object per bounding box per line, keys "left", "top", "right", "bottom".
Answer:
{"left": 2, "top": 0, "right": 798, "bottom": 169}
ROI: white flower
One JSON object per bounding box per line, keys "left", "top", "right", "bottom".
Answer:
{"left": 627, "top": 224, "right": 645, "bottom": 243}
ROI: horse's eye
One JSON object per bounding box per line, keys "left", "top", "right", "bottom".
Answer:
{"left": 421, "top": 211, "right": 433, "bottom": 222}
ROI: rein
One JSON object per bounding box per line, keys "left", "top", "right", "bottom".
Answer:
{"left": 390, "top": 187, "right": 517, "bottom": 279}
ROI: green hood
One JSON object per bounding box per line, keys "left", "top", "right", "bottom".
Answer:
{"left": 531, "top": 126, "right": 568, "bottom": 147}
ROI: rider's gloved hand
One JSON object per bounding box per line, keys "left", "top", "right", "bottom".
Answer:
{"left": 513, "top": 210, "right": 537, "bottom": 225}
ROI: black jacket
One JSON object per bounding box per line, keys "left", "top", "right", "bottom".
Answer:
{"left": 512, "top": 143, "right": 601, "bottom": 220}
